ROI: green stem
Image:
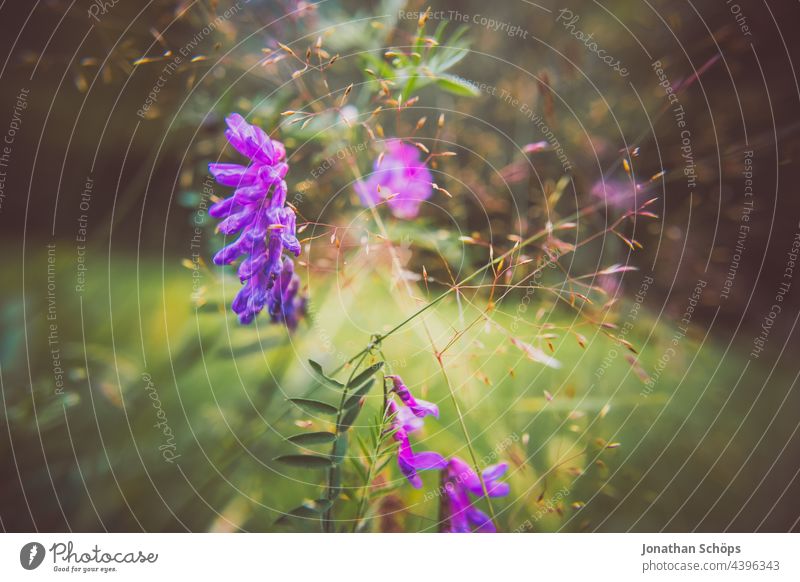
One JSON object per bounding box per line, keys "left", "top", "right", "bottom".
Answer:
{"left": 352, "top": 392, "right": 390, "bottom": 532}
{"left": 323, "top": 350, "right": 371, "bottom": 532}
{"left": 435, "top": 355, "right": 497, "bottom": 526}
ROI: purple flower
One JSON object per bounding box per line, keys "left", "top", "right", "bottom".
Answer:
{"left": 448, "top": 457, "right": 510, "bottom": 498}
{"left": 267, "top": 257, "right": 307, "bottom": 331}
{"left": 590, "top": 177, "right": 658, "bottom": 216}
{"left": 444, "top": 457, "right": 509, "bottom": 533}
{"left": 355, "top": 139, "right": 433, "bottom": 219}
{"left": 387, "top": 386, "right": 445, "bottom": 489}
{"left": 386, "top": 375, "right": 439, "bottom": 419}
{"left": 208, "top": 113, "right": 306, "bottom": 326}
{"left": 395, "top": 403, "right": 424, "bottom": 433}
{"left": 590, "top": 177, "right": 641, "bottom": 211}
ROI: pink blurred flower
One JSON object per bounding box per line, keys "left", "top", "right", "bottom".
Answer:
{"left": 590, "top": 177, "right": 639, "bottom": 211}
{"left": 355, "top": 140, "right": 433, "bottom": 219}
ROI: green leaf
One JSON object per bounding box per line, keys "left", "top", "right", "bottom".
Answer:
{"left": 308, "top": 359, "right": 344, "bottom": 389}
{"left": 281, "top": 505, "right": 320, "bottom": 519}
{"left": 338, "top": 402, "right": 363, "bottom": 432}
{"left": 356, "top": 434, "right": 371, "bottom": 457}
{"left": 347, "top": 362, "right": 384, "bottom": 390}
{"left": 274, "top": 454, "right": 333, "bottom": 469}
{"left": 435, "top": 73, "right": 480, "bottom": 97}
{"left": 432, "top": 46, "right": 469, "bottom": 74}
{"left": 274, "top": 499, "right": 331, "bottom": 524}
{"left": 381, "top": 418, "right": 400, "bottom": 442}
{"left": 402, "top": 75, "right": 418, "bottom": 101}
{"left": 429, "top": 25, "right": 469, "bottom": 71}
{"left": 287, "top": 432, "right": 337, "bottom": 446}
{"left": 368, "top": 480, "right": 408, "bottom": 500}
{"left": 348, "top": 456, "right": 369, "bottom": 483}
{"left": 432, "top": 20, "right": 448, "bottom": 43}
{"left": 446, "top": 25, "right": 469, "bottom": 48}
{"left": 289, "top": 398, "right": 338, "bottom": 415}
{"left": 374, "top": 454, "right": 396, "bottom": 476}
{"left": 344, "top": 378, "right": 376, "bottom": 409}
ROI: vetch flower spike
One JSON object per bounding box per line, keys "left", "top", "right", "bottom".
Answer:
{"left": 444, "top": 456, "right": 509, "bottom": 532}
{"left": 387, "top": 399, "right": 446, "bottom": 489}
{"left": 208, "top": 113, "right": 306, "bottom": 327}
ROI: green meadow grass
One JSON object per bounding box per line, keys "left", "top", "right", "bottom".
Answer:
{"left": 0, "top": 248, "right": 791, "bottom": 532}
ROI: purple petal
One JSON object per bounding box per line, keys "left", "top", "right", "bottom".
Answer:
{"left": 465, "top": 463, "right": 509, "bottom": 497}
{"left": 259, "top": 162, "right": 289, "bottom": 184}
{"left": 218, "top": 210, "right": 254, "bottom": 235}
{"left": 410, "top": 398, "right": 439, "bottom": 419}
{"left": 445, "top": 487, "right": 473, "bottom": 533}
{"left": 356, "top": 140, "right": 433, "bottom": 220}
{"left": 233, "top": 185, "right": 266, "bottom": 204}
{"left": 266, "top": 233, "right": 285, "bottom": 277}
{"left": 232, "top": 284, "right": 251, "bottom": 314}
{"left": 270, "top": 180, "right": 288, "bottom": 208}
{"left": 209, "top": 163, "right": 261, "bottom": 187}
{"left": 387, "top": 375, "right": 438, "bottom": 419}
{"left": 394, "top": 430, "right": 434, "bottom": 488}
{"left": 237, "top": 254, "right": 267, "bottom": 281}
{"left": 279, "top": 208, "right": 301, "bottom": 256}
{"left": 448, "top": 457, "right": 481, "bottom": 491}
{"left": 208, "top": 196, "right": 237, "bottom": 218}
{"left": 271, "top": 139, "right": 286, "bottom": 162}
{"left": 383, "top": 139, "right": 420, "bottom": 164}
{"left": 213, "top": 241, "right": 244, "bottom": 265}
{"left": 397, "top": 453, "right": 422, "bottom": 489}
{"left": 485, "top": 482, "right": 510, "bottom": 498}
{"left": 482, "top": 462, "right": 508, "bottom": 482}
{"left": 386, "top": 198, "right": 424, "bottom": 220}
{"left": 467, "top": 507, "right": 496, "bottom": 533}
{"left": 225, "top": 113, "right": 275, "bottom": 164}
{"left": 410, "top": 451, "right": 447, "bottom": 470}
{"left": 396, "top": 405, "right": 424, "bottom": 433}
{"left": 355, "top": 178, "right": 380, "bottom": 208}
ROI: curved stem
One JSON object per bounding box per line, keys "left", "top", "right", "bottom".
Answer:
{"left": 323, "top": 349, "right": 371, "bottom": 532}
{"left": 435, "top": 353, "right": 496, "bottom": 525}
{"left": 352, "top": 383, "right": 390, "bottom": 533}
